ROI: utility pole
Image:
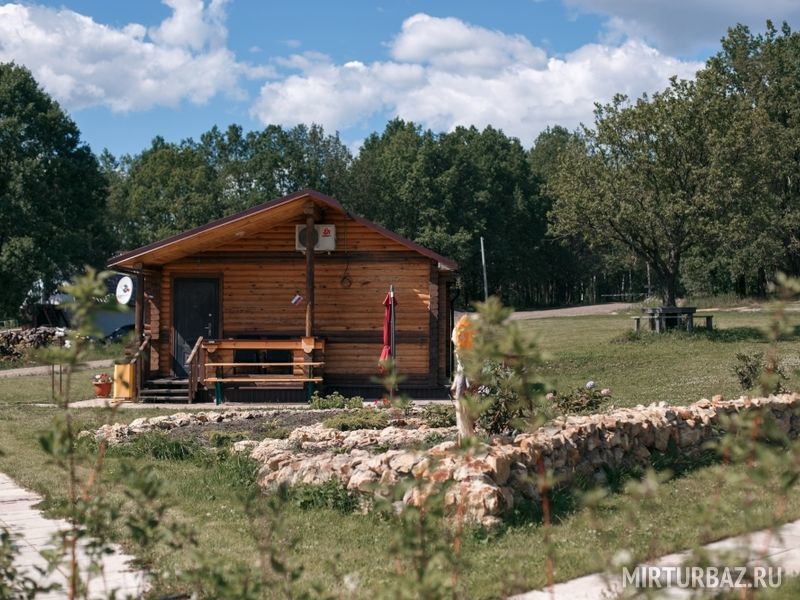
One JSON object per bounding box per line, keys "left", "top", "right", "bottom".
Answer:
{"left": 480, "top": 236, "right": 488, "bottom": 301}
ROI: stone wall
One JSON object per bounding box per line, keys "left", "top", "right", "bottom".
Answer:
{"left": 249, "top": 394, "right": 800, "bottom": 528}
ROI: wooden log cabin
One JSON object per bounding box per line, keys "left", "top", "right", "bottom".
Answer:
{"left": 108, "top": 189, "right": 458, "bottom": 402}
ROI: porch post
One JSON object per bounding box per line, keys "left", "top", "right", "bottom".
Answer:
{"left": 134, "top": 264, "right": 145, "bottom": 398}
{"left": 304, "top": 207, "right": 315, "bottom": 337}
{"left": 303, "top": 203, "right": 319, "bottom": 400}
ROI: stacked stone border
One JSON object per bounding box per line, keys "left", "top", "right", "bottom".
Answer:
{"left": 87, "top": 395, "right": 800, "bottom": 528}
{"left": 249, "top": 395, "right": 800, "bottom": 527}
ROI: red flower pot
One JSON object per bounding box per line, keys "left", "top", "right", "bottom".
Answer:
{"left": 93, "top": 382, "right": 112, "bottom": 398}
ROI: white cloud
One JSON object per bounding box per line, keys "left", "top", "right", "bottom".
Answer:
{"left": 563, "top": 0, "right": 800, "bottom": 55}
{"left": 0, "top": 1, "right": 269, "bottom": 112}
{"left": 252, "top": 14, "right": 702, "bottom": 144}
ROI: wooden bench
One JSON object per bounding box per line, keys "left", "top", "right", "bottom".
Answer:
{"left": 703, "top": 315, "right": 713, "bottom": 330}
{"left": 631, "top": 316, "right": 642, "bottom": 331}
{"left": 205, "top": 361, "right": 324, "bottom": 404}
{"left": 194, "top": 337, "right": 326, "bottom": 404}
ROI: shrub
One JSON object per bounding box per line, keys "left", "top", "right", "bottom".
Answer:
{"left": 548, "top": 382, "right": 611, "bottom": 415}
{"left": 475, "top": 362, "right": 542, "bottom": 435}
{"left": 421, "top": 404, "right": 456, "bottom": 428}
{"left": 310, "top": 390, "right": 364, "bottom": 409}
{"left": 289, "top": 479, "right": 358, "bottom": 513}
{"left": 323, "top": 409, "right": 388, "bottom": 431}
{"left": 732, "top": 351, "right": 787, "bottom": 392}
{"left": 205, "top": 431, "right": 248, "bottom": 448}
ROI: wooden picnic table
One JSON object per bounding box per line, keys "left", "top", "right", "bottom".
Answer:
{"left": 631, "top": 306, "right": 713, "bottom": 333}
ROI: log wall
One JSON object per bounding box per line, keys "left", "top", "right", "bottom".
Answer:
{"left": 147, "top": 213, "right": 449, "bottom": 383}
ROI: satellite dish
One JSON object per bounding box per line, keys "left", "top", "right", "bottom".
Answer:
{"left": 115, "top": 276, "right": 134, "bottom": 305}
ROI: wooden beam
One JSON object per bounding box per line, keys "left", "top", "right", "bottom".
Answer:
{"left": 304, "top": 205, "right": 316, "bottom": 338}
{"left": 174, "top": 250, "right": 426, "bottom": 263}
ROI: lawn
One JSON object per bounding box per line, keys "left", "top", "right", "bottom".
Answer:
{"left": 1, "top": 309, "right": 800, "bottom": 598}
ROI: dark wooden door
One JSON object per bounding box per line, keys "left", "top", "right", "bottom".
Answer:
{"left": 172, "top": 278, "right": 219, "bottom": 377}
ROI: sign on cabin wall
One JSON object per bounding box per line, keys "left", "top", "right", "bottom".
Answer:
{"left": 115, "top": 276, "right": 134, "bottom": 305}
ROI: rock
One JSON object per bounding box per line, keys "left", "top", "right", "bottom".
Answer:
{"left": 485, "top": 454, "right": 511, "bottom": 485}
{"left": 347, "top": 469, "right": 379, "bottom": 493}
{"left": 389, "top": 452, "right": 420, "bottom": 475}
{"left": 233, "top": 440, "right": 258, "bottom": 453}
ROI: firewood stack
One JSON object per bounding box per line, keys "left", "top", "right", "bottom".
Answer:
{"left": 0, "top": 327, "right": 60, "bottom": 361}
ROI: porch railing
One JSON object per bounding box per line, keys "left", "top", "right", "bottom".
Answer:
{"left": 131, "top": 334, "right": 151, "bottom": 400}
{"left": 185, "top": 336, "right": 205, "bottom": 404}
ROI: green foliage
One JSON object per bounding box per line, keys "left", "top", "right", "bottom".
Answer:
{"left": 461, "top": 298, "right": 549, "bottom": 437}
{"left": 0, "top": 63, "right": 109, "bottom": 317}
{"left": 732, "top": 351, "right": 787, "bottom": 392}
{"left": 548, "top": 385, "right": 608, "bottom": 416}
{"left": 548, "top": 78, "right": 749, "bottom": 306}
{"left": 323, "top": 409, "right": 388, "bottom": 431}
{"left": 105, "top": 123, "right": 352, "bottom": 251}
{"left": 206, "top": 430, "right": 249, "bottom": 448}
{"left": 375, "top": 478, "right": 465, "bottom": 599}
{"left": 1, "top": 527, "right": 52, "bottom": 598}
{"left": 289, "top": 479, "right": 358, "bottom": 513}
{"left": 109, "top": 432, "right": 204, "bottom": 460}
{"left": 309, "top": 390, "right": 364, "bottom": 409}
{"left": 474, "top": 362, "right": 528, "bottom": 435}
{"left": 421, "top": 403, "right": 456, "bottom": 428}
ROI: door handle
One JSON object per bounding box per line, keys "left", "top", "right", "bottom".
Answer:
{"left": 204, "top": 323, "right": 212, "bottom": 337}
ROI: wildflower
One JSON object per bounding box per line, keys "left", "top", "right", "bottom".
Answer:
{"left": 600, "top": 388, "right": 612, "bottom": 397}
{"left": 585, "top": 380, "right": 596, "bottom": 390}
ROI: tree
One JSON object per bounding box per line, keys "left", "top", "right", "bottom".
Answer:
{"left": 106, "top": 123, "right": 352, "bottom": 252}
{"left": 548, "top": 79, "right": 750, "bottom": 306}
{"left": 346, "top": 120, "right": 542, "bottom": 306}
{"left": 105, "top": 137, "right": 221, "bottom": 249}
{"left": 693, "top": 22, "right": 800, "bottom": 292}
{"left": 0, "top": 63, "right": 108, "bottom": 317}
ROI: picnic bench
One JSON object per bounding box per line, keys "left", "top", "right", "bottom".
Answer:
{"left": 632, "top": 307, "right": 713, "bottom": 333}
{"left": 187, "top": 337, "right": 325, "bottom": 404}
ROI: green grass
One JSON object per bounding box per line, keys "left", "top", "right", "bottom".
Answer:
{"left": 1, "top": 310, "right": 800, "bottom": 597}
{"left": 525, "top": 311, "right": 800, "bottom": 407}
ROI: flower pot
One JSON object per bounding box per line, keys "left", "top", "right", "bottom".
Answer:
{"left": 93, "top": 382, "right": 112, "bottom": 398}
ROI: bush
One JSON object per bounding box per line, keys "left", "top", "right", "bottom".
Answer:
{"left": 548, "top": 382, "right": 611, "bottom": 415}
{"left": 289, "top": 479, "right": 358, "bottom": 513}
{"left": 310, "top": 390, "right": 364, "bottom": 409}
{"left": 205, "top": 431, "right": 248, "bottom": 448}
{"left": 323, "top": 409, "right": 388, "bottom": 431}
{"left": 732, "top": 351, "right": 787, "bottom": 392}
{"left": 421, "top": 404, "right": 456, "bottom": 428}
{"left": 475, "top": 362, "right": 541, "bottom": 435}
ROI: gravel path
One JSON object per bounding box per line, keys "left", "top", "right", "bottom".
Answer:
{"left": 0, "top": 359, "right": 113, "bottom": 379}
{"left": 509, "top": 302, "right": 633, "bottom": 320}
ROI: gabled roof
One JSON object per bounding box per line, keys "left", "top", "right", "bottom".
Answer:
{"left": 108, "top": 189, "right": 457, "bottom": 270}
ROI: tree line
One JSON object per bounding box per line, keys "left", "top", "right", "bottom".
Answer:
{"left": 2, "top": 21, "right": 799, "bottom": 317}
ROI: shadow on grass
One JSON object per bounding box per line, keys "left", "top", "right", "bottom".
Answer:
{"left": 609, "top": 326, "right": 800, "bottom": 345}
{"left": 499, "top": 439, "right": 720, "bottom": 532}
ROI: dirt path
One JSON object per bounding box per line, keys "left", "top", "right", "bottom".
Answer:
{"left": 509, "top": 302, "right": 633, "bottom": 320}
{"left": 0, "top": 359, "right": 113, "bottom": 379}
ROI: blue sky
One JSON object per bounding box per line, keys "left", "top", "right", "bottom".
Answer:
{"left": 2, "top": 0, "right": 798, "bottom": 157}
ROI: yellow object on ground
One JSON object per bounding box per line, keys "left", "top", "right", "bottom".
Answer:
{"left": 113, "top": 363, "right": 135, "bottom": 401}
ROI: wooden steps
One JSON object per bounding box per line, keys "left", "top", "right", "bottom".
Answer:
{"left": 139, "top": 378, "right": 189, "bottom": 403}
